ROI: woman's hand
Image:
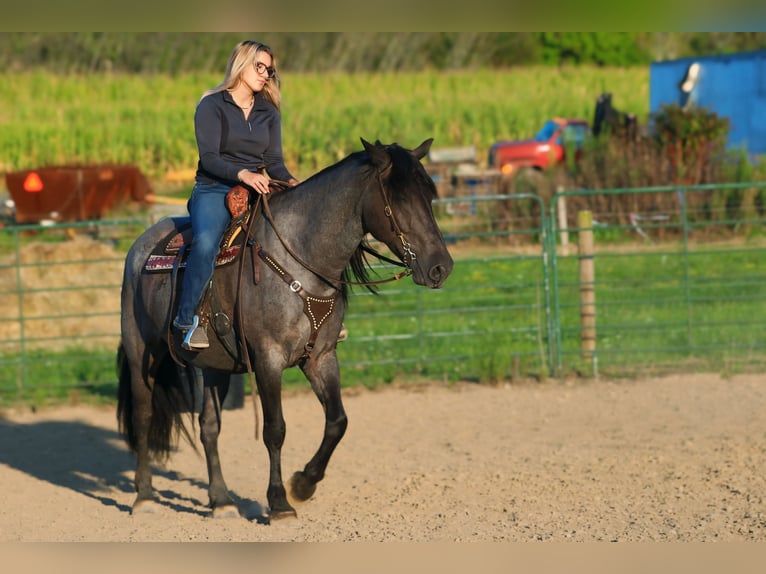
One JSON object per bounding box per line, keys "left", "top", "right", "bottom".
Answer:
{"left": 237, "top": 169, "right": 271, "bottom": 194}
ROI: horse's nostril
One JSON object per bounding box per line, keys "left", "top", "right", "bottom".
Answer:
{"left": 429, "top": 264, "right": 446, "bottom": 285}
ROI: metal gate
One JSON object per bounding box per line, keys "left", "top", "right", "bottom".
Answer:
{"left": 1, "top": 182, "right": 765, "bottom": 401}
{"left": 547, "top": 182, "right": 766, "bottom": 378}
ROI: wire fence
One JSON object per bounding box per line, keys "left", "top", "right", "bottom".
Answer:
{"left": 1, "top": 181, "right": 765, "bottom": 401}
{"left": 548, "top": 182, "right": 766, "bottom": 378}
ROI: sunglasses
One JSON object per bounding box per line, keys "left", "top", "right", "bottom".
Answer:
{"left": 254, "top": 61, "right": 276, "bottom": 78}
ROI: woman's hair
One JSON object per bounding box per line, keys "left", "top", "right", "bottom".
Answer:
{"left": 201, "top": 40, "right": 282, "bottom": 109}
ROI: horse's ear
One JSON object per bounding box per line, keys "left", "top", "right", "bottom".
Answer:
{"left": 411, "top": 138, "right": 433, "bottom": 161}
{"left": 361, "top": 137, "right": 391, "bottom": 171}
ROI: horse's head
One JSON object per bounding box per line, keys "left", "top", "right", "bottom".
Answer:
{"left": 360, "top": 138, "right": 453, "bottom": 289}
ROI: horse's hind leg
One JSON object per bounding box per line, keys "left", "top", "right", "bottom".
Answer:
{"left": 198, "top": 369, "right": 239, "bottom": 518}
{"left": 290, "top": 351, "right": 348, "bottom": 504}
{"left": 130, "top": 371, "right": 159, "bottom": 513}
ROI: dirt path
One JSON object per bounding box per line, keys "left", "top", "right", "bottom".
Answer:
{"left": 1, "top": 373, "right": 765, "bottom": 542}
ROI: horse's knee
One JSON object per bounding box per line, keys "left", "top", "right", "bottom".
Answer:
{"left": 263, "top": 419, "right": 287, "bottom": 449}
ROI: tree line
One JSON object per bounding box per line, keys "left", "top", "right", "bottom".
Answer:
{"left": 2, "top": 32, "right": 765, "bottom": 74}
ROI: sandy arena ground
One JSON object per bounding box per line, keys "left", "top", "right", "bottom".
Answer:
{"left": 0, "top": 373, "right": 765, "bottom": 542}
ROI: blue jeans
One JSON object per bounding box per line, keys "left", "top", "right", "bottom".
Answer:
{"left": 175, "top": 180, "right": 233, "bottom": 326}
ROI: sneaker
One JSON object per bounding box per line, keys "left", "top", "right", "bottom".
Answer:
{"left": 173, "top": 315, "right": 209, "bottom": 350}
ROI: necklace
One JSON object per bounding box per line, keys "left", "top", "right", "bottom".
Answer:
{"left": 238, "top": 95, "right": 254, "bottom": 110}
{"left": 229, "top": 91, "right": 254, "bottom": 110}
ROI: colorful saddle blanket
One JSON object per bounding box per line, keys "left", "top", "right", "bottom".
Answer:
{"left": 144, "top": 185, "right": 251, "bottom": 273}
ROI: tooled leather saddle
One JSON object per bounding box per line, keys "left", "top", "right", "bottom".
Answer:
{"left": 149, "top": 183, "right": 340, "bottom": 364}
{"left": 144, "top": 184, "right": 251, "bottom": 273}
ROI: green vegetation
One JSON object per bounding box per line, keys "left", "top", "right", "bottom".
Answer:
{"left": 0, "top": 67, "right": 648, "bottom": 183}
{"left": 3, "top": 235, "right": 764, "bottom": 407}
{"left": 3, "top": 33, "right": 765, "bottom": 74}
{"left": 552, "top": 243, "right": 766, "bottom": 376}
{"left": 0, "top": 349, "right": 117, "bottom": 408}
{"left": 1, "top": 36, "right": 764, "bottom": 406}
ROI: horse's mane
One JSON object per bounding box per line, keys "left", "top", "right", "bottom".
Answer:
{"left": 271, "top": 150, "right": 380, "bottom": 301}
{"left": 271, "top": 143, "right": 434, "bottom": 300}
{"left": 338, "top": 144, "right": 436, "bottom": 299}
{"left": 388, "top": 145, "right": 438, "bottom": 200}
{"left": 340, "top": 242, "right": 377, "bottom": 300}
{"left": 340, "top": 151, "right": 379, "bottom": 300}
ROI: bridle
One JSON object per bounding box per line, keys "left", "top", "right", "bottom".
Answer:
{"left": 377, "top": 169, "right": 418, "bottom": 269}
{"left": 257, "top": 168, "right": 417, "bottom": 290}
{"left": 233, "top": 166, "right": 418, "bottom": 433}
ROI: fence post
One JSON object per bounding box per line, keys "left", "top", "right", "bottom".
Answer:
{"left": 556, "top": 189, "right": 569, "bottom": 256}
{"left": 577, "top": 210, "right": 596, "bottom": 362}
{"left": 12, "top": 227, "right": 27, "bottom": 391}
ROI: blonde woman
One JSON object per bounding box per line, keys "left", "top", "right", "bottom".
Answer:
{"left": 174, "top": 40, "right": 299, "bottom": 350}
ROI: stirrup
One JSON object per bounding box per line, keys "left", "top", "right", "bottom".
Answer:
{"left": 176, "top": 315, "right": 209, "bottom": 350}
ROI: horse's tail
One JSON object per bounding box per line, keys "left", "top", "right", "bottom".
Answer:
{"left": 116, "top": 343, "right": 196, "bottom": 461}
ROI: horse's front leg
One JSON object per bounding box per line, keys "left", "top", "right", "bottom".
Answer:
{"left": 198, "top": 369, "right": 239, "bottom": 518}
{"left": 291, "top": 350, "right": 348, "bottom": 504}
{"left": 255, "top": 359, "right": 296, "bottom": 520}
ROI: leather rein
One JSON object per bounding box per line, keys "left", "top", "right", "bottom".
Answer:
{"left": 260, "top": 169, "right": 415, "bottom": 291}
{"left": 231, "top": 169, "right": 416, "bottom": 440}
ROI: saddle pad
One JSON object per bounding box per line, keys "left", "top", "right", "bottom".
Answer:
{"left": 144, "top": 221, "right": 243, "bottom": 273}
{"left": 145, "top": 244, "right": 242, "bottom": 273}
{"left": 144, "top": 185, "right": 253, "bottom": 273}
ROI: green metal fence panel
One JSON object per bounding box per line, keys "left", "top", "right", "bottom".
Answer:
{"left": 0, "top": 218, "right": 147, "bottom": 402}
{"left": 548, "top": 182, "right": 766, "bottom": 378}
{"left": 332, "top": 193, "right": 552, "bottom": 386}
{"left": 2, "top": 182, "right": 765, "bottom": 403}
{"left": 1, "top": 195, "right": 552, "bottom": 401}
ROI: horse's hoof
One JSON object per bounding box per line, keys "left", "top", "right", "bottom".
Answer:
{"left": 212, "top": 504, "right": 241, "bottom": 519}
{"left": 288, "top": 471, "right": 317, "bottom": 503}
{"left": 269, "top": 508, "right": 299, "bottom": 523}
{"left": 131, "top": 499, "right": 161, "bottom": 515}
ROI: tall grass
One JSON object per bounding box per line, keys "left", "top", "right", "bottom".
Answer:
{"left": 0, "top": 67, "right": 648, "bottom": 182}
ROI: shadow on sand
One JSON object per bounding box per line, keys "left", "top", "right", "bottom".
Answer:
{"left": 0, "top": 412, "right": 267, "bottom": 521}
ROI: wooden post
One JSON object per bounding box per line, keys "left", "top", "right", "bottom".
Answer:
{"left": 578, "top": 210, "right": 596, "bottom": 360}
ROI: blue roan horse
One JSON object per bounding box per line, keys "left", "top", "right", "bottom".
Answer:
{"left": 117, "top": 138, "right": 454, "bottom": 519}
